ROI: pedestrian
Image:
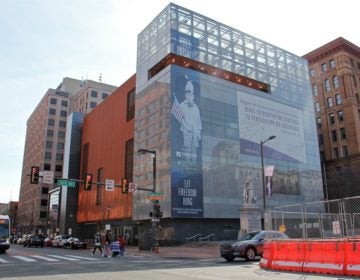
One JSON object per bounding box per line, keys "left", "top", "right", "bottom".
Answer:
{"left": 110, "top": 239, "right": 120, "bottom": 257}
{"left": 103, "top": 231, "right": 111, "bottom": 257}
{"left": 92, "top": 232, "right": 103, "bottom": 256}
{"left": 118, "top": 235, "right": 126, "bottom": 257}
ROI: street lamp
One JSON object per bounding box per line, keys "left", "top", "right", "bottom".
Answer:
{"left": 137, "top": 148, "right": 158, "bottom": 252}
{"left": 260, "top": 136, "right": 276, "bottom": 214}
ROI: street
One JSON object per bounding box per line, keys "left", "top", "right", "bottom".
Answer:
{"left": 0, "top": 244, "right": 354, "bottom": 280}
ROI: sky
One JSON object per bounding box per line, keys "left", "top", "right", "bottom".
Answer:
{"left": 0, "top": 0, "right": 359, "bottom": 203}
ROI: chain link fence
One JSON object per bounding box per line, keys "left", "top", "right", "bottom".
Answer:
{"left": 266, "top": 196, "right": 360, "bottom": 238}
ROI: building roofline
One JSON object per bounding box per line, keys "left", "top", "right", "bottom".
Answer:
{"left": 303, "top": 37, "right": 360, "bottom": 63}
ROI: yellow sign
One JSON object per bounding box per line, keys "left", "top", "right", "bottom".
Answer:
{"left": 279, "top": 224, "right": 286, "bottom": 233}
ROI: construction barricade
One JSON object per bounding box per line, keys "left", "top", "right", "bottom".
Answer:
{"left": 260, "top": 237, "right": 360, "bottom": 277}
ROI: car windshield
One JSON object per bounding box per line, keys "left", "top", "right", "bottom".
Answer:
{"left": 239, "top": 231, "right": 262, "bottom": 241}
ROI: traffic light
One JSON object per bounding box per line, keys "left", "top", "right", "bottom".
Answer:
{"left": 153, "top": 202, "right": 163, "bottom": 218}
{"left": 30, "top": 166, "right": 40, "bottom": 184}
{"left": 84, "top": 173, "right": 92, "bottom": 191}
{"left": 122, "top": 178, "right": 128, "bottom": 194}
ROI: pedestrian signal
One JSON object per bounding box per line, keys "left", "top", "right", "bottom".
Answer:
{"left": 122, "top": 178, "right": 129, "bottom": 194}
{"left": 30, "top": 166, "right": 40, "bottom": 184}
{"left": 84, "top": 174, "right": 92, "bottom": 190}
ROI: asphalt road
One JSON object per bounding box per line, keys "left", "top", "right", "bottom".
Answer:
{"left": 0, "top": 244, "right": 352, "bottom": 280}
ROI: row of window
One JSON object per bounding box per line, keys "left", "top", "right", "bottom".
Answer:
{"left": 90, "top": 90, "right": 109, "bottom": 99}
{"left": 50, "top": 98, "right": 68, "bottom": 107}
{"left": 45, "top": 151, "right": 64, "bottom": 161}
{"left": 48, "top": 119, "right": 66, "bottom": 127}
{"left": 314, "top": 94, "right": 342, "bottom": 112}
{"left": 44, "top": 163, "right": 62, "bottom": 172}
{"left": 47, "top": 129, "right": 66, "bottom": 138}
{"left": 318, "top": 127, "right": 347, "bottom": 146}
{"left": 49, "top": 108, "right": 67, "bottom": 117}
{"left": 320, "top": 145, "right": 349, "bottom": 161}
{"left": 46, "top": 141, "right": 64, "bottom": 150}
{"left": 317, "top": 110, "right": 344, "bottom": 128}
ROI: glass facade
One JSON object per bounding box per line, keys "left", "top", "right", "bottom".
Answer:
{"left": 134, "top": 4, "right": 322, "bottom": 221}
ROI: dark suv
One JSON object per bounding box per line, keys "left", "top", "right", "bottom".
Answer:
{"left": 220, "top": 230, "right": 288, "bottom": 261}
{"left": 23, "top": 234, "right": 44, "bottom": 248}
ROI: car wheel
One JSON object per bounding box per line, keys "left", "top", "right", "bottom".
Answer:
{"left": 224, "top": 256, "right": 235, "bottom": 262}
{"left": 245, "top": 247, "right": 256, "bottom": 261}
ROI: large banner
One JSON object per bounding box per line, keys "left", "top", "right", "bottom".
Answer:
{"left": 238, "top": 93, "right": 306, "bottom": 164}
{"left": 171, "top": 66, "right": 203, "bottom": 217}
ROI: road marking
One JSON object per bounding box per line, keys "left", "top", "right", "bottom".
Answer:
{"left": 65, "top": 255, "right": 96, "bottom": 261}
{"left": 0, "top": 258, "right": 9, "bottom": 263}
{"left": 30, "top": 255, "right": 59, "bottom": 262}
{"left": 47, "top": 255, "right": 80, "bottom": 261}
{"left": 12, "top": 256, "right": 36, "bottom": 262}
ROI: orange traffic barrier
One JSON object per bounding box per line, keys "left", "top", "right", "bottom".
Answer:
{"left": 259, "top": 241, "right": 274, "bottom": 269}
{"left": 345, "top": 238, "right": 360, "bottom": 276}
{"left": 302, "top": 240, "right": 344, "bottom": 275}
{"left": 271, "top": 239, "right": 304, "bottom": 272}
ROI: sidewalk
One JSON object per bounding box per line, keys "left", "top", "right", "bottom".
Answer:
{"left": 126, "top": 245, "right": 220, "bottom": 259}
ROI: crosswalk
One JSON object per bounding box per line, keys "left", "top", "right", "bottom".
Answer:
{"left": 0, "top": 254, "right": 98, "bottom": 264}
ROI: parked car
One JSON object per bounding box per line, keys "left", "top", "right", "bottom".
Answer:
{"left": 52, "top": 235, "right": 70, "bottom": 247}
{"left": 220, "top": 230, "right": 288, "bottom": 262}
{"left": 64, "top": 237, "right": 87, "bottom": 249}
{"left": 23, "top": 234, "right": 44, "bottom": 248}
{"left": 44, "top": 237, "right": 53, "bottom": 247}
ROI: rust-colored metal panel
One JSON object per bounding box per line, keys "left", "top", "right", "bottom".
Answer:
{"left": 78, "top": 75, "right": 135, "bottom": 223}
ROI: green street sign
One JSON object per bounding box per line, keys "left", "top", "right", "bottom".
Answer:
{"left": 57, "top": 179, "right": 76, "bottom": 188}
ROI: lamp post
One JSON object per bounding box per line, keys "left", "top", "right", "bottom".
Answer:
{"left": 137, "top": 148, "right": 158, "bottom": 252}
{"left": 260, "top": 136, "right": 276, "bottom": 215}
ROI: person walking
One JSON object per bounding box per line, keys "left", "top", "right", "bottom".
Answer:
{"left": 92, "top": 232, "right": 103, "bottom": 256}
{"left": 103, "top": 231, "right": 111, "bottom": 257}
{"left": 110, "top": 239, "right": 121, "bottom": 257}
{"left": 118, "top": 235, "right": 126, "bottom": 257}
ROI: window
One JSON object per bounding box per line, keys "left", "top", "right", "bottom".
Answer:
{"left": 39, "top": 211, "right": 47, "bottom": 219}
{"left": 327, "top": 97, "right": 333, "bottom": 108}
{"left": 340, "top": 127, "right": 346, "bottom": 139}
{"left": 316, "top": 117, "right": 322, "bottom": 128}
{"left": 309, "top": 69, "right": 315, "bottom": 77}
{"left": 59, "top": 120, "right": 66, "bottom": 128}
{"left": 41, "top": 199, "right": 48, "bottom": 206}
{"left": 353, "top": 75, "right": 357, "bottom": 87}
{"left": 358, "top": 62, "right": 360, "bottom": 70}
{"left": 330, "top": 59, "right": 336, "bottom": 68}
{"left": 57, "top": 142, "right": 64, "bottom": 150}
{"left": 127, "top": 89, "right": 135, "bottom": 121}
{"left": 47, "top": 129, "right": 54, "bottom": 137}
{"left": 333, "top": 76, "right": 339, "bottom": 88}
{"left": 343, "top": 146, "right": 349, "bottom": 157}
{"left": 61, "top": 100, "right": 68, "bottom": 107}
{"left": 91, "top": 90, "right": 98, "bottom": 98}
{"left": 338, "top": 110, "right": 344, "bottom": 121}
{"left": 48, "top": 119, "right": 55, "bottom": 126}
{"left": 329, "top": 113, "right": 335, "bottom": 124}
{"left": 60, "top": 110, "right": 67, "bottom": 117}
{"left": 350, "top": 58, "right": 354, "bottom": 67}
{"left": 50, "top": 98, "right": 57, "bottom": 105}
{"left": 55, "top": 165, "right": 62, "bottom": 172}
{"left": 335, "top": 94, "right": 342, "bottom": 105}
{"left": 41, "top": 187, "right": 49, "bottom": 194}
{"left": 46, "top": 141, "right": 53, "bottom": 149}
{"left": 312, "top": 84, "right": 318, "bottom": 96}
{"left": 58, "top": 131, "right": 65, "bottom": 138}
{"left": 333, "top": 148, "right": 339, "bottom": 159}
{"left": 318, "top": 134, "right": 323, "bottom": 145}
{"left": 90, "top": 101, "right": 97, "bottom": 108}
{"left": 56, "top": 153, "right": 63, "bottom": 160}
{"left": 125, "top": 138, "right": 134, "bottom": 181}
{"left": 321, "top": 63, "right": 327, "bottom": 72}
{"left": 49, "top": 108, "right": 56, "bottom": 115}
{"left": 324, "top": 79, "right": 331, "bottom": 92}
{"left": 320, "top": 151, "right": 325, "bottom": 161}
{"left": 96, "top": 167, "right": 103, "bottom": 206}
{"left": 331, "top": 130, "right": 337, "bottom": 142}
{"left": 45, "top": 152, "right": 52, "bottom": 160}
{"left": 102, "top": 93, "right": 109, "bottom": 99}
{"left": 44, "top": 163, "right": 51, "bottom": 170}
{"left": 315, "top": 102, "right": 320, "bottom": 112}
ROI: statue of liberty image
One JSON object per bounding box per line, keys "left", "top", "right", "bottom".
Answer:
{"left": 243, "top": 176, "right": 256, "bottom": 205}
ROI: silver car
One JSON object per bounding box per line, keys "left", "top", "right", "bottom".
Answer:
{"left": 220, "top": 230, "right": 288, "bottom": 261}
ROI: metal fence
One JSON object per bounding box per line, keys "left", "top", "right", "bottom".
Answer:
{"left": 267, "top": 196, "right": 360, "bottom": 238}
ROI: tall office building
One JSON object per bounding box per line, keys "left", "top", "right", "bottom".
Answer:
{"left": 304, "top": 37, "right": 360, "bottom": 199}
{"left": 17, "top": 77, "right": 116, "bottom": 234}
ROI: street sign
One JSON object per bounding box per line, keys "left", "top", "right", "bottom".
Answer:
{"left": 128, "top": 182, "right": 137, "bottom": 192}
{"left": 151, "top": 218, "right": 160, "bottom": 223}
{"left": 148, "top": 192, "right": 163, "bottom": 201}
{"left": 42, "top": 171, "right": 54, "bottom": 184}
{"left": 105, "top": 179, "right": 115, "bottom": 191}
{"left": 57, "top": 179, "right": 76, "bottom": 188}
